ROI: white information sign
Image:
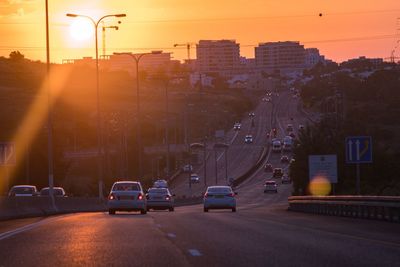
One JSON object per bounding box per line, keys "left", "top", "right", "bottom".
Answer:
{"left": 308, "top": 154, "right": 338, "bottom": 183}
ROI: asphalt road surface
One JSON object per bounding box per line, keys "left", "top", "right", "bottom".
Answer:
{"left": 0, "top": 182, "right": 399, "bottom": 267}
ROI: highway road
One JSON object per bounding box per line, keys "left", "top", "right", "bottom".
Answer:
{"left": 1, "top": 91, "right": 399, "bottom": 266}
{"left": 0, "top": 181, "right": 399, "bottom": 266}
{"left": 170, "top": 89, "right": 305, "bottom": 197}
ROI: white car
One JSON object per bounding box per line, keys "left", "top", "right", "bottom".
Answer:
{"left": 8, "top": 185, "right": 38, "bottom": 197}
{"left": 190, "top": 173, "right": 200, "bottom": 183}
{"left": 264, "top": 180, "right": 278, "bottom": 193}
{"left": 233, "top": 123, "right": 241, "bottom": 130}
{"left": 107, "top": 181, "right": 147, "bottom": 215}
{"left": 203, "top": 186, "right": 237, "bottom": 212}
{"left": 146, "top": 188, "right": 174, "bottom": 211}
{"left": 153, "top": 179, "right": 168, "bottom": 188}
{"left": 182, "top": 164, "right": 193, "bottom": 173}
{"left": 244, "top": 135, "right": 253, "bottom": 144}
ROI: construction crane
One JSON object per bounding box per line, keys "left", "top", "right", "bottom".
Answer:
{"left": 102, "top": 21, "right": 120, "bottom": 58}
{"left": 173, "top": 42, "right": 196, "bottom": 63}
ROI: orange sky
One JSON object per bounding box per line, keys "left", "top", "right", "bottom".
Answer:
{"left": 0, "top": 0, "right": 399, "bottom": 63}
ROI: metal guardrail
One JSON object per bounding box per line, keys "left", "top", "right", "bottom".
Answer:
{"left": 288, "top": 196, "right": 400, "bottom": 223}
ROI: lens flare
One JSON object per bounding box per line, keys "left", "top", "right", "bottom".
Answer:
{"left": 309, "top": 175, "right": 331, "bottom": 196}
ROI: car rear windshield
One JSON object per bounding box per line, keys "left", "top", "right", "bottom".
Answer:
{"left": 148, "top": 188, "right": 168, "bottom": 194}
{"left": 207, "top": 187, "right": 232, "bottom": 193}
{"left": 112, "top": 183, "right": 140, "bottom": 191}
{"left": 266, "top": 181, "right": 276, "bottom": 185}
{"left": 11, "top": 187, "right": 35, "bottom": 194}
{"left": 40, "top": 189, "right": 64, "bottom": 196}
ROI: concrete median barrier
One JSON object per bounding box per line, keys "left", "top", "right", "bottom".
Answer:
{"left": 0, "top": 197, "right": 107, "bottom": 221}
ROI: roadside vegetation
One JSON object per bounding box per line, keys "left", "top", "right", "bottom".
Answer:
{"left": 291, "top": 62, "right": 400, "bottom": 196}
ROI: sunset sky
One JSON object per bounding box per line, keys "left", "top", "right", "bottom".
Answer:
{"left": 0, "top": 0, "right": 399, "bottom": 63}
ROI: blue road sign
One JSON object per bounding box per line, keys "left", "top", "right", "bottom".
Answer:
{"left": 345, "top": 136, "right": 372, "bottom": 164}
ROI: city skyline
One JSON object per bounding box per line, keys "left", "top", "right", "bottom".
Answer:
{"left": 0, "top": 0, "right": 399, "bottom": 63}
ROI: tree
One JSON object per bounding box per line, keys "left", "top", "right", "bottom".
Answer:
{"left": 9, "top": 51, "right": 25, "bottom": 62}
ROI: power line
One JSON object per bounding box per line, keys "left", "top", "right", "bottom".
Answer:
{"left": 1, "top": 9, "right": 399, "bottom": 25}
{"left": 0, "top": 34, "right": 396, "bottom": 54}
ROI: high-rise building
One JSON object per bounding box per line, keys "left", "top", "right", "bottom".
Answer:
{"left": 196, "top": 40, "right": 240, "bottom": 76}
{"left": 255, "top": 41, "right": 306, "bottom": 73}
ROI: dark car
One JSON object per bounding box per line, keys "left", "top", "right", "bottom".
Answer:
{"left": 264, "top": 163, "right": 273, "bottom": 172}
{"left": 289, "top": 132, "right": 296, "bottom": 139}
{"left": 282, "top": 175, "right": 291, "bottom": 184}
{"left": 146, "top": 187, "right": 174, "bottom": 212}
{"left": 272, "top": 168, "right": 284, "bottom": 178}
{"left": 233, "top": 123, "right": 241, "bottom": 130}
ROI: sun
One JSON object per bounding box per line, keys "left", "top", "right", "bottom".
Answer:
{"left": 69, "top": 18, "right": 94, "bottom": 41}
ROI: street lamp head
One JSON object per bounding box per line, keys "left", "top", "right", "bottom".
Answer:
{"left": 115, "top": 14, "right": 126, "bottom": 17}
{"left": 66, "top": 13, "right": 78, "bottom": 17}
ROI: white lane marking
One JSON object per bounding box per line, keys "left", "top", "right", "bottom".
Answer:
{"left": 0, "top": 216, "right": 66, "bottom": 241}
{"left": 167, "top": 233, "right": 176, "bottom": 238}
{"left": 188, "top": 249, "right": 202, "bottom": 256}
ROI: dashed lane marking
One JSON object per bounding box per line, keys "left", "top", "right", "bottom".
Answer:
{"left": 188, "top": 249, "right": 202, "bottom": 256}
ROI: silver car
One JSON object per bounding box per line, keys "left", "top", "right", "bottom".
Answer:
{"left": 146, "top": 188, "right": 175, "bottom": 211}
{"left": 8, "top": 185, "right": 38, "bottom": 197}
{"left": 264, "top": 180, "right": 278, "bottom": 193}
{"left": 203, "top": 186, "right": 237, "bottom": 212}
{"left": 107, "top": 181, "right": 147, "bottom": 215}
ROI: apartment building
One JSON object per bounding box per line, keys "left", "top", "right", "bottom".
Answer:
{"left": 196, "top": 40, "right": 240, "bottom": 76}
{"left": 255, "top": 41, "right": 306, "bottom": 74}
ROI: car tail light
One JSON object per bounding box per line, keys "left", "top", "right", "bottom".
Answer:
{"left": 227, "top": 193, "right": 235, "bottom": 197}
{"left": 138, "top": 194, "right": 143, "bottom": 200}
{"left": 108, "top": 193, "right": 115, "bottom": 200}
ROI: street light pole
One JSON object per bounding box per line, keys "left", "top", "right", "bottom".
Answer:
{"left": 165, "top": 81, "right": 170, "bottom": 177}
{"left": 114, "top": 51, "right": 160, "bottom": 178}
{"left": 45, "top": 0, "right": 55, "bottom": 208}
{"left": 67, "top": 13, "right": 126, "bottom": 198}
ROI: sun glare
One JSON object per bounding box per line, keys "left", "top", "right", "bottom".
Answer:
{"left": 69, "top": 18, "right": 94, "bottom": 41}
